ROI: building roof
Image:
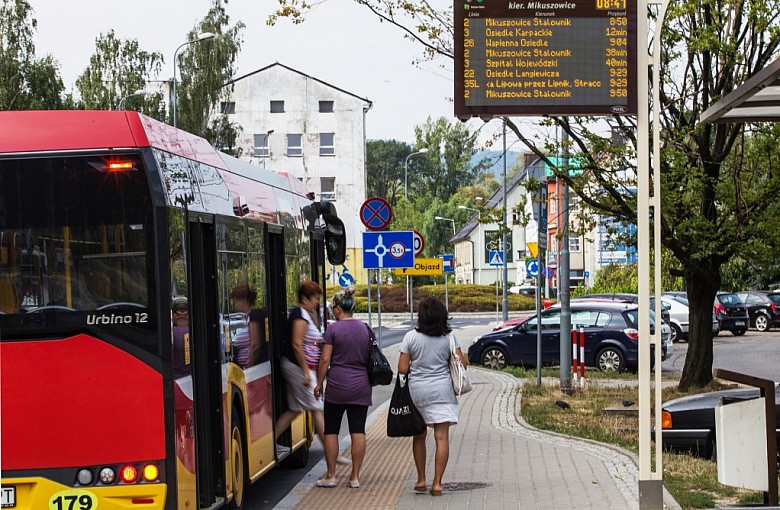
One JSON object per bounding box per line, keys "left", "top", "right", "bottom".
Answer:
{"left": 452, "top": 157, "right": 538, "bottom": 242}
{"left": 225, "top": 62, "right": 373, "bottom": 109}
{"left": 700, "top": 56, "right": 780, "bottom": 124}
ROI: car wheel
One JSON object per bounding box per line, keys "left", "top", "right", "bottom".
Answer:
{"left": 597, "top": 347, "right": 625, "bottom": 372}
{"left": 732, "top": 329, "right": 747, "bottom": 336}
{"left": 229, "top": 409, "right": 248, "bottom": 510}
{"left": 670, "top": 323, "right": 682, "bottom": 343}
{"left": 481, "top": 346, "right": 507, "bottom": 370}
{"left": 755, "top": 313, "right": 770, "bottom": 332}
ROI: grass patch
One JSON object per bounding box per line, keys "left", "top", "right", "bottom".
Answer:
{"left": 516, "top": 379, "right": 775, "bottom": 509}
{"left": 500, "top": 365, "right": 675, "bottom": 381}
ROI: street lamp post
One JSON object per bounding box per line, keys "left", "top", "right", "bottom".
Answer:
{"left": 117, "top": 89, "right": 150, "bottom": 110}
{"left": 404, "top": 148, "right": 429, "bottom": 199}
{"left": 263, "top": 129, "right": 274, "bottom": 170}
{"left": 434, "top": 216, "right": 456, "bottom": 311}
{"left": 458, "top": 203, "right": 483, "bottom": 285}
{"left": 172, "top": 32, "right": 215, "bottom": 128}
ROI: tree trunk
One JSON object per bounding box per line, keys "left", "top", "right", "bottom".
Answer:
{"left": 678, "top": 270, "right": 719, "bottom": 390}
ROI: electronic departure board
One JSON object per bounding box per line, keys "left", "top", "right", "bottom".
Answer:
{"left": 454, "top": 0, "right": 637, "bottom": 118}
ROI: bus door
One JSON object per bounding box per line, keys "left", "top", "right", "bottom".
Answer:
{"left": 266, "top": 225, "right": 292, "bottom": 451}
{"left": 186, "top": 216, "right": 226, "bottom": 508}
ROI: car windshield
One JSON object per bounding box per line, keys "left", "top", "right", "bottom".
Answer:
{"left": 717, "top": 293, "right": 743, "bottom": 305}
{"left": 670, "top": 296, "right": 689, "bottom": 306}
{"left": 768, "top": 294, "right": 780, "bottom": 305}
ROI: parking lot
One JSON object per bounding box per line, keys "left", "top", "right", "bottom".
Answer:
{"left": 664, "top": 328, "right": 780, "bottom": 381}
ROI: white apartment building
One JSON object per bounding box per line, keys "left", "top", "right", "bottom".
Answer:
{"left": 217, "top": 63, "right": 372, "bottom": 283}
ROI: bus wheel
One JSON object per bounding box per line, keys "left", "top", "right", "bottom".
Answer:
{"left": 282, "top": 439, "right": 310, "bottom": 469}
{"left": 229, "top": 410, "right": 248, "bottom": 510}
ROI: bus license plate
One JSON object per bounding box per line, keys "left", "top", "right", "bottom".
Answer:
{"left": 0, "top": 486, "right": 15, "bottom": 508}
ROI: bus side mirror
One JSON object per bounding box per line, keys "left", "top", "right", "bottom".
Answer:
{"left": 324, "top": 217, "right": 346, "bottom": 265}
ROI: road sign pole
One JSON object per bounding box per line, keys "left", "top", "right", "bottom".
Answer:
{"left": 377, "top": 272, "right": 382, "bottom": 348}
{"left": 409, "top": 276, "right": 413, "bottom": 327}
{"left": 536, "top": 247, "right": 543, "bottom": 386}
{"left": 445, "top": 275, "right": 449, "bottom": 312}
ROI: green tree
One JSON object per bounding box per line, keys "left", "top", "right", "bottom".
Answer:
{"left": 75, "top": 30, "right": 166, "bottom": 117}
{"left": 412, "top": 116, "right": 485, "bottom": 201}
{"left": 366, "top": 139, "right": 415, "bottom": 205}
{"left": 176, "top": 0, "right": 244, "bottom": 152}
{"left": 0, "top": 0, "right": 64, "bottom": 110}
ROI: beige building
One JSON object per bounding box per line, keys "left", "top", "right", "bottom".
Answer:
{"left": 216, "top": 63, "right": 373, "bottom": 284}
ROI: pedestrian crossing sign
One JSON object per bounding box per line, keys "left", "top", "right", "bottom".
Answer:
{"left": 489, "top": 250, "right": 504, "bottom": 266}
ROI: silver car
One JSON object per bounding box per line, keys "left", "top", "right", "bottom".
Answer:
{"left": 661, "top": 294, "right": 720, "bottom": 341}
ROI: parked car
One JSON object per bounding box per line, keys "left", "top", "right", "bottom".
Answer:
{"left": 468, "top": 301, "right": 669, "bottom": 372}
{"left": 575, "top": 293, "right": 672, "bottom": 326}
{"left": 735, "top": 290, "right": 780, "bottom": 332}
{"left": 509, "top": 285, "right": 537, "bottom": 296}
{"left": 492, "top": 315, "right": 531, "bottom": 332}
{"left": 660, "top": 294, "right": 720, "bottom": 340}
{"left": 660, "top": 385, "right": 780, "bottom": 458}
{"left": 714, "top": 292, "right": 749, "bottom": 336}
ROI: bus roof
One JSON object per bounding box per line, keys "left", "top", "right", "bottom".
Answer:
{"left": 0, "top": 110, "right": 227, "bottom": 170}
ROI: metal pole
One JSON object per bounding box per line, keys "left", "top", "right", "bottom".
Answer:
{"left": 495, "top": 266, "right": 499, "bottom": 324}
{"left": 409, "top": 276, "right": 413, "bottom": 327}
{"left": 502, "top": 119, "right": 509, "bottom": 321}
{"left": 376, "top": 271, "right": 382, "bottom": 348}
{"left": 559, "top": 128, "right": 572, "bottom": 393}
{"left": 536, "top": 246, "right": 543, "bottom": 386}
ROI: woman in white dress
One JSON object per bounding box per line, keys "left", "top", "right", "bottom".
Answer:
{"left": 398, "top": 297, "right": 468, "bottom": 496}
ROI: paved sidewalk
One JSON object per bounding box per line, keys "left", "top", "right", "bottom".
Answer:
{"left": 276, "top": 320, "right": 680, "bottom": 510}
{"left": 279, "top": 369, "right": 680, "bottom": 509}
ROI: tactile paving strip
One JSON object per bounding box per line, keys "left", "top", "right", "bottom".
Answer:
{"left": 294, "top": 411, "right": 415, "bottom": 509}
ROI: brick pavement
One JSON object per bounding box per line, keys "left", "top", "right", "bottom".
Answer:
{"left": 277, "top": 320, "right": 680, "bottom": 510}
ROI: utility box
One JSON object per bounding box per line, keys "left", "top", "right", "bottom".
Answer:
{"left": 715, "top": 397, "right": 768, "bottom": 491}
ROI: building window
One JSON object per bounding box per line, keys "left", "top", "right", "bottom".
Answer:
{"left": 319, "top": 100, "right": 334, "bottom": 113}
{"left": 549, "top": 196, "right": 557, "bottom": 214}
{"left": 270, "top": 100, "right": 284, "bottom": 113}
{"left": 220, "top": 101, "right": 235, "bottom": 114}
{"left": 287, "top": 134, "right": 302, "bottom": 157}
{"left": 253, "top": 134, "right": 269, "bottom": 157}
{"left": 319, "top": 133, "right": 335, "bottom": 156}
{"left": 321, "top": 177, "right": 335, "bottom": 201}
{"left": 569, "top": 234, "right": 580, "bottom": 252}
{"left": 569, "top": 195, "right": 579, "bottom": 211}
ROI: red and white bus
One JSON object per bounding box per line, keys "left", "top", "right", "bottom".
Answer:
{"left": 0, "top": 110, "right": 346, "bottom": 510}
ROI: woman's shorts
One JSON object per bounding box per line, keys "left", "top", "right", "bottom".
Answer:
{"left": 323, "top": 401, "right": 368, "bottom": 435}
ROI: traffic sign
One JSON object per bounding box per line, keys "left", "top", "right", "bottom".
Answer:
{"left": 359, "top": 197, "right": 393, "bottom": 231}
{"left": 394, "top": 258, "right": 443, "bottom": 276}
{"left": 338, "top": 272, "right": 355, "bottom": 288}
{"left": 362, "top": 231, "right": 414, "bottom": 269}
{"left": 526, "top": 258, "right": 540, "bottom": 278}
{"left": 440, "top": 254, "right": 455, "bottom": 273}
{"left": 412, "top": 230, "right": 425, "bottom": 257}
{"left": 489, "top": 250, "right": 504, "bottom": 267}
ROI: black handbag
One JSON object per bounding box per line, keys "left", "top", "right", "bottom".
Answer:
{"left": 366, "top": 325, "right": 393, "bottom": 386}
{"left": 387, "top": 375, "right": 426, "bottom": 437}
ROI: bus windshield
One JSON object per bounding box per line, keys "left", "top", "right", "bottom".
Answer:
{"left": 0, "top": 153, "right": 156, "bottom": 339}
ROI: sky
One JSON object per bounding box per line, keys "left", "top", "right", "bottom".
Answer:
{"left": 30, "top": 0, "right": 468, "bottom": 143}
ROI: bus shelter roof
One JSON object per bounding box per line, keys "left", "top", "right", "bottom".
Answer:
{"left": 700, "top": 57, "right": 780, "bottom": 124}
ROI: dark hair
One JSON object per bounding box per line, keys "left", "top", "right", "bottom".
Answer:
{"left": 332, "top": 287, "right": 356, "bottom": 313}
{"left": 415, "top": 297, "right": 451, "bottom": 336}
{"left": 171, "top": 296, "right": 188, "bottom": 312}
{"left": 297, "top": 280, "right": 323, "bottom": 302}
{"left": 230, "top": 284, "right": 257, "bottom": 306}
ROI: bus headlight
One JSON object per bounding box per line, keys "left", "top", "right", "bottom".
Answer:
{"left": 77, "top": 469, "right": 93, "bottom": 485}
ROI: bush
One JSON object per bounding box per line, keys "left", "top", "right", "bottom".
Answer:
{"left": 340, "top": 283, "right": 536, "bottom": 313}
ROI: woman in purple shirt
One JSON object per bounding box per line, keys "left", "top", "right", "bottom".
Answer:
{"left": 314, "top": 287, "right": 372, "bottom": 489}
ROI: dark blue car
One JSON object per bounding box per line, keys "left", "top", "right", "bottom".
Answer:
{"left": 468, "top": 301, "right": 666, "bottom": 373}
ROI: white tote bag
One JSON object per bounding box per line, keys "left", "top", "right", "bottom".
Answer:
{"left": 448, "top": 334, "right": 472, "bottom": 396}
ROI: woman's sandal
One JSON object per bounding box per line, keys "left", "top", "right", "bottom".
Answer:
{"left": 414, "top": 484, "right": 427, "bottom": 494}
{"left": 429, "top": 488, "right": 443, "bottom": 496}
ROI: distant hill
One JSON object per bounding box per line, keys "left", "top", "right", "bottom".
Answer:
{"left": 471, "top": 150, "right": 524, "bottom": 178}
